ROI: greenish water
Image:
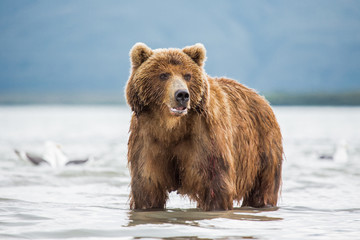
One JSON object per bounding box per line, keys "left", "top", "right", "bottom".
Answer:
{"left": 0, "top": 106, "right": 359, "bottom": 239}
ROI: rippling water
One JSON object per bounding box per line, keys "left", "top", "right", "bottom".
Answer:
{"left": 0, "top": 106, "right": 359, "bottom": 239}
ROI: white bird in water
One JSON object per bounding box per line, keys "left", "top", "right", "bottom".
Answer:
{"left": 333, "top": 139, "right": 348, "bottom": 163}
{"left": 319, "top": 139, "right": 348, "bottom": 163}
{"left": 15, "top": 141, "right": 91, "bottom": 168}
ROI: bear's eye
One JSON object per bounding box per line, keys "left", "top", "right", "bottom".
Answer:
{"left": 159, "top": 73, "right": 170, "bottom": 81}
{"left": 184, "top": 73, "right": 191, "bottom": 81}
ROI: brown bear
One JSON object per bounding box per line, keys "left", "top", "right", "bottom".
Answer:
{"left": 125, "top": 43, "right": 283, "bottom": 211}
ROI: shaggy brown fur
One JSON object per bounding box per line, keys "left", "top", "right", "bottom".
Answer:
{"left": 126, "top": 43, "right": 283, "bottom": 211}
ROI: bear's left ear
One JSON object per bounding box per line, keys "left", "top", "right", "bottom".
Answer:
{"left": 182, "top": 43, "right": 207, "bottom": 67}
{"left": 130, "top": 42, "right": 153, "bottom": 68}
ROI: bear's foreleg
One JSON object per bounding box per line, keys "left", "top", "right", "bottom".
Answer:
{"left": 199, "top": 155, "right": 234, "bottom": 211}
{"left": 128, "top": 133, "right": 169, "bottom": 210}
{"left": 182, "top": 153, "right": 234, "bottom": 211}
{"left": 130, "top": 175, "right": 168, "bottom": 210}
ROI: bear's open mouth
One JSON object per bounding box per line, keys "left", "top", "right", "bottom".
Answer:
{"left": 170, "top": 106, "right": 188, "bottom": 116}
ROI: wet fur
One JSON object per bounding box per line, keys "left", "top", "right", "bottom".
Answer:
{"left": 126, "top": 43, "right": 283, "bottom": 211}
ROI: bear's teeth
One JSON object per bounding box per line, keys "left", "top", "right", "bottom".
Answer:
{"left": 170, "top": 107, "right": 187, "bottom": 114}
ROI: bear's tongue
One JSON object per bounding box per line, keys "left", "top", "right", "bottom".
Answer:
{"left": 175, "top": 106, "right": 186, "bottom": 111}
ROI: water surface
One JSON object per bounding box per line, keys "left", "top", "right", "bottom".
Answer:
{"left": 0, "top": 106, "right": 359, "bottom": 239}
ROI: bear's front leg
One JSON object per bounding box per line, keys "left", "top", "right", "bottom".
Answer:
{"left": 199, "top": 155, "right": 234, "bottom": 211}
{"left": 130, "top": 175, "right": 168, "bottom": 210}
{"left": 128, "top": 130, "right": 169, "bottom": 210}
{"left": 182, "top": 153, "right": 234, "bottom": 211}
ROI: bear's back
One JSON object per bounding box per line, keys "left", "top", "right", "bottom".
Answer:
{"left": 214, "top": 77, "right": 280, "bottom": 137}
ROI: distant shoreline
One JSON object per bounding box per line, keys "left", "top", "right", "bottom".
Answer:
{"left": 265, "top": 91, "right": 360, "bottom": 106}
{"left": 0, "top": 91, "right": 359, "bottom": 106}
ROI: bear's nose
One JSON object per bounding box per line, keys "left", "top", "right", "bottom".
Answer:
{"left": 175, "top": 89, "right": 190, "bottom": 106}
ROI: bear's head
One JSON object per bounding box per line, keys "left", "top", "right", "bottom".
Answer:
{"left": 126, "top": 43, "right": 209, "bottom": 118}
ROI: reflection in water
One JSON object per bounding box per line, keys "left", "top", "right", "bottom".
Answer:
{"left": 127, "top": 207, "right": 282, "bottom": 227}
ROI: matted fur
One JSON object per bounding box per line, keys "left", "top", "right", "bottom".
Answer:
{"left": 126, "top": 43, "right": 283, "bottom": 211}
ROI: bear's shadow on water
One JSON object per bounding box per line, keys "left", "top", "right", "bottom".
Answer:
{"left": 127, "top": 207, "right": 282, "bottom": 227}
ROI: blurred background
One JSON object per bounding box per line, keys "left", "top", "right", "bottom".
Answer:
{"left": 1, "top": 0, "right": 360, "bottom": 105}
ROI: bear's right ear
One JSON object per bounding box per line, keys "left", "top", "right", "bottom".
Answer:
{"left": 130, "top": 43, "right": 153, "bottom": 68}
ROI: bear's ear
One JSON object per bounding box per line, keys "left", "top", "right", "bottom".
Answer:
{"left": 182, "top": 43, "right": 207, "bottom": 67}
{"left": 130, "top": 43, "right": 153, "bottom": 68}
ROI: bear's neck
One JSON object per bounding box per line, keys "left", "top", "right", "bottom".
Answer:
{"left": 138, "top": 108, "right": 199, "bottom": 145}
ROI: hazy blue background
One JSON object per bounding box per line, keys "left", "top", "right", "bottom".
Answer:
{"left": 1, "top": 0, "right": 360, "bottom": 103}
